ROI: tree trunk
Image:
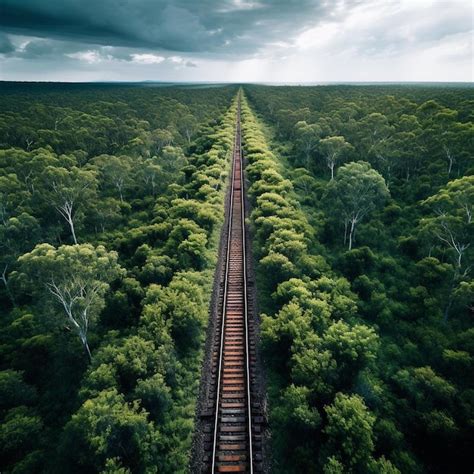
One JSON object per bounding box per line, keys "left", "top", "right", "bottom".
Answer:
{"left": 1, "top": 266, "right": 16, "bottom": 306}
{"left": 444, "top": 146, "right": 454, "bottom": 177}
{"left": 447, "top": 157, "right": 453, "bottom": 177}
{"left": 330, "top": 162, "right": 335, "bottom": 180}
{"left": 68, "top": 217, "right": 78, "bottom": 244}
{"left": 443, "top": 294, "right": 453, "bottom": 323}
{"left": 79, "top": 330, "right": 92, "bottom": 362}
{"left": 348, "top": 219, "right": 356, "bottom": 250}
{"left": 83, "top": 338, "right": 92, "bottom": 362}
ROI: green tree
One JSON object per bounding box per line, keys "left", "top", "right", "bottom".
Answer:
{"left": 319, "top": 136, "right": 353, "bottom": 180}
{"left": 0, "top": 406, "right": 43, "bottom": 468}
{"left": 322, "top": 393, "right": 376, "bottom": 471}
{"left": 39, "top": 166, "right": 98, "bottom": 244}
{"left": 61, "top": 388, "right": 159, "bottom": 473}
{"left": 91, "top": 155, "right": 133, "bottom": 202}
{"left": 421, "top": 176, "right": 473, "bottom": 269}
{"left": 325, "top": 161, "right": 390, "bottom": 249}
{"left": 16, "top": 244, "right": 124, "bottom": 361}
{"left": 294, "top": 121, "right": 322, "bottom": 168}
{"left": 420, "top": 176, "right": 473, "bottom": 320}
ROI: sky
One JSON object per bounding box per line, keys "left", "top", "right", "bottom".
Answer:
{"left": 0, "top": 0, "right": 472, "bottom": 82}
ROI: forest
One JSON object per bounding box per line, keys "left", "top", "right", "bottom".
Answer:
{"left": 0, "top": 82, "right": 238, "bottom": 473}
{"left": 0, "top": 82, "right": 473, "bottom": 473}
{"left": 242, "top": 85, "right": 473, "bottom": 473}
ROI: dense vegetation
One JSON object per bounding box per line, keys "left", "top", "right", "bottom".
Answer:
{"left": 0, "top": 83, "right": 238, "bottom": 473}
{"left": 1, "top": 82, "right": 472, "bottom": 474}
{"left": 241, "top": 85, "right": 473, "bottom": 473}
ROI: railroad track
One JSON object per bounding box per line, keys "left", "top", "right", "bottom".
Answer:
{"left": 201, "top": 97, "right": 263, "bottom": 473}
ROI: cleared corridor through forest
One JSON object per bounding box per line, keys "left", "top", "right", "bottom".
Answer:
{"left": 194, "top": 95, "right": 264, "bottom": 473}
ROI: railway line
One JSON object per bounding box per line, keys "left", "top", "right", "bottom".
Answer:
{"left": 198, "top": 97, "right": 264, "bottom": 473}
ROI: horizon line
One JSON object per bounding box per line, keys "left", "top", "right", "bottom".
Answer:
{"left": 1, "top": 79, "right": 473, "bottom": 85}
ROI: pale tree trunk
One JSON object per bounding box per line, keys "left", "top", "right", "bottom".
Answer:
{"left": 48, "top": 281, "right": 92, "bottom": 362}
{"left": 56, "top": 200, "right": 78, "bottom": 244}
{"left": 443, "top": 297, "right": 453, "bottom": 323}
{"left": 79, "top": 331, "right": 92, "bottom": 362}
{"left": 116, "top": 179, "right": 125, "bottom": 202}
{"left": 348, "top": 218, "right": 357, "bottom": 250}
{"left": 435, "top": 221, "right": 470, "bottom": 322}
{"left": 465, "top": 205, "right": 472, "bottom": 224}
{"left": 343, "top": 220, "right": 348, "bottom": 246}
{"left": 68, "top": 217, "right": 78, "bottom": 244}
{"left": 327, "top": 151, "right": 338, "bottom": 180}
{"left": 1, "top": 264, "right": 16, "bottom": 306}
{"left": 443, "top": 145, "right": 454, "bottom": 177}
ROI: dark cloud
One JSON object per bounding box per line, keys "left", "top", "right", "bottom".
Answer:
{"left": 4, "top": 36, "right": 200, "bottom": 67}
{"left": 0, "top": 0, "right": 338, "bottom": 54}
{"left": 0, "top": 0, "right": 471, "bottom": 82}
{"left": 11, "top": 38, "right": 88, "bottom": 59}
{"left": 0, "top": 32, "right": 15, "bottom": 53}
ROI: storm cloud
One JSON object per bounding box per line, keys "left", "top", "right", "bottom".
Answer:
{"left": 0, "top": 0, "right": 472, "bottom": 82}
{"left": 0, "top": 0, "right": 338, "bottom": 54}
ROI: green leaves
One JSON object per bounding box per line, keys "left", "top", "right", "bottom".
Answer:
{"left": 0, "top": 85, "right": 240, "bottom": 474}
{"left": 319, "top": 135, "right": 353, "bottom": 179}
{"left": 62, "top": 388, "right": 159, "bottom": 473}
{"left": 322, "top": 393, "right": 376, "bottom": 470}
{"left": 324, "top": 161, "right": 390, "bottom": 249}
{"left": 420, "top": 175, "right": 473, "bottom": 269}
{"left": 16, "top": 243, "right": 125, "bottom": 360}
{"left": 242, "top": 94, "right": 385, "bottom": 472}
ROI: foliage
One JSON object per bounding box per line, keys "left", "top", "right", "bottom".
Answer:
{"left": 0, "top": 83, "right": 238, "bottom": 473}
{"left": 242, "top": 85, "right": 473, "bottom": 474}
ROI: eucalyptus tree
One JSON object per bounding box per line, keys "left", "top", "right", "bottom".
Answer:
{"left": 294, "top": 121, "right": 322, "bottom": 169}
{"left": 139, "top": 158, "right": 163, "bottom": 197}
{"left": 324, "top": 161, "right": 390, "bottom": 250}
{"left": 426, "top": 108, "right": 473, "bottom": 177}
{"left": 358, "top": 112, "right": 393, "bottom": 157}
{"left": 178, "top": 114, "right": 198, "bottom": 143}
{"left": 90, "top": 155, "right": 133, "bottom": 203}
{"left": 16, "top": 243, "right": 124, "bottom": 361}
{"left": 0, "top": 213, "right": 41, "bottom": 305}
{"left": 420, "top": 176, "right": 473, "bottom": 320}
{"left": 421, "top": 176, "right": 473, "bottom": 268}
{"left": 150, "top": 128, "right": 174, "bottom": 154}
{"left": 319, "top": 136, "right": 353, "bottom": 180}
{"left": 39, "top": 166, "right": 98, "bottom": 244}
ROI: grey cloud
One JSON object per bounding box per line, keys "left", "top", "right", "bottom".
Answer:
{"left": 0, "top": 0, "right": 339, "bottom": 55}
{"left": 13, "top": 38, "right": 87, "bottom": 59}
{"left": 5, "top": 36, "right": 199, "bottom": 68}
{"left": 0, "top": 33, "right": 15, "bottom": 53}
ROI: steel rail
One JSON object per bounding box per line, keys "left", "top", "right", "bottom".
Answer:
{"left": 238, "top": 105, "right": 254, "bottom": 474}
